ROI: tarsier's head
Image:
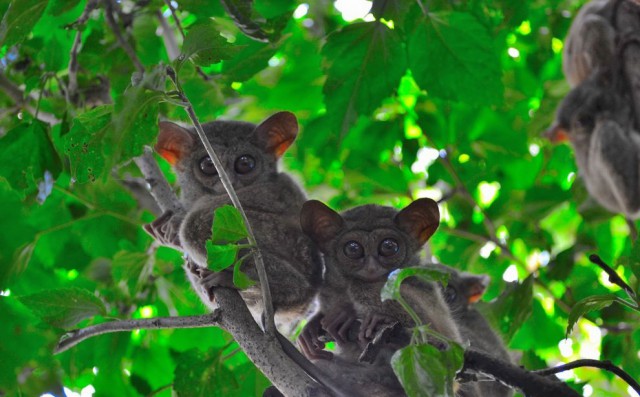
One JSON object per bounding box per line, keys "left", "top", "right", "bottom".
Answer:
{"left": 441, "top": 270, "right": 489, "bottom": 312}
{"left": 545, "top": 72, "right": 615, "bottom": 143}
{"left": 300, "top": 199, "right": 440, "bottom": 282}
{"left": 155, "top": 111, "right": 298, "bottom": 204}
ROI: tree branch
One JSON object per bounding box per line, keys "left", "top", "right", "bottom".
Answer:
{"left": 165, "top": 66, "right": 277, "bottom": 336}
{"left": 463, "top": 349, "right": 581, "bottom": 397}
{"left": 0, "top": 73, "right": 60, "bottom": 124}
{"left": 67, "top": 0, "right": 99, "bottom": 103}
{"left": 534, "top": 359, "right": 640, "bottom": 394}
{"left": 589, "top": 254, "right": 637, "bottom": 303}
{"left": 55, "top": 311, "right": 222, "bottom": 354}
{"left": 102, "top": 0, "right": 144, "bottom": 73}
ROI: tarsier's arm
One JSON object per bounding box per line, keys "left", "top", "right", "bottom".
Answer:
{"left": 587, "top": 119, "right": 640, "bottom": 217}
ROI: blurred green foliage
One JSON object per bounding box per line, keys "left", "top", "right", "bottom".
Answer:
{"left": 0, "top": 0, "right": 638, "bottom": 396}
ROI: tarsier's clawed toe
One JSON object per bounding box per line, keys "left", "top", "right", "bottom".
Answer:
{"left": 359, "top": 313, "right": 391, "bottom": 342}
{"left": 321, "top": 309, "right": 356, "bottom": 346}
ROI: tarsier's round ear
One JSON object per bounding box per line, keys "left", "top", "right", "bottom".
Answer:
{"left": 254, "top": 111, "right": 298, "bottom": 158}
{"left": 460, "top": 273, "right": 490, "bottom": 304}
{"left": 157, "top": 121, "right": 194, "bottom": 165}
{"left": 300, "top": 200, "right": 344, "bottom": 244}
{"left": 394, "top": 198, "right": 440, "bottom": 245}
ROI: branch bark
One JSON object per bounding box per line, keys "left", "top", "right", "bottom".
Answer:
{"left": 463, "top": 349, "right": 581, "bottom": 397}
{"left": 55, "top": 311, "right": 222, "bottom": 354}
{"left": 534, "top": 358, "right": 640, "bottom": 395}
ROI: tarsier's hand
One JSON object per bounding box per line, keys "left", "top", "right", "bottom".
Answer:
{"left": 298, "top": 313, "right": 333, "bottom": 360}
{"left": 359, "top": 312, "right": 395, "bottom": 343}
{"left": 321, "top": 306, "right": 358, "bottom": 346}
{"left": 143, "top": 210, "right": 184, "bottom": 250}
{"left": 185, "top": 261, "right": 236, "bottom": 303}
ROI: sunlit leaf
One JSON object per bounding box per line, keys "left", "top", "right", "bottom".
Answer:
{"left": 407, "top": 12, "right": 503, "bottom": 105}
{"left": 206, "top": 242, "right": 239, "bottom": 271}
{"left": 0, "top": 0, "right": 47, "bottom": 47}
{"left": 0, "top": 121, "right": 61, "bottom": 196}
{"left": 176, "top": 20, "right": 243, "bottom": 71}
{"left": 17, "top": 287, "right": 106, "bottom": 328}
{"left": 566, "top": 294, "right": 625, "bottom": 336}
{"left": 211, "top": 205, "right": 249, "bottom": 243}
{"left": 381, "top": 266, "right": 450, "bottom": 302}
{"left": 323, "top": 21, "right": 406, "bottom": 135}
{"left": 391, "top": 341, "right": 464, "bottom": 397}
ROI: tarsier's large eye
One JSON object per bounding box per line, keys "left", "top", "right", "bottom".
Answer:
{"left": 343, "top": 241, "right": 364, "bottom": 259}
{"left": 378, "top": 238, "right": 399, "bottom": 257}
{"left": 200, "top": 156, "right": 217, "bottom": 175}
{"left": 234, "top": 155, "right": 256, "bottom": 174}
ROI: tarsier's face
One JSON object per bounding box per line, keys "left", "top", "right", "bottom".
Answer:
{"left": 441, "top": 271, "right": 489, "bottom": 311}
{"left": 300, "top": 199, "right": 441, "bottom": 283}
{"left": 334, "top": 226, "right": 410, "bottom": 282}
{"left": 155, "top": 112, "right": 298, "bottom": 205}
{"left": 187, "top": 126, "right": 276, "bottom": 196}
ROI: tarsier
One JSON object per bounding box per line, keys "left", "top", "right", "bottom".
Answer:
{"left": 145, "top": 112, "right": 322, "bottom": 327}
{"left": 547, "top": 39, "right": 640, "bottom": 219}
{"left": 551, "top": 0, "right": 640, "bottom": 219}
{"left": 297, "top": 199, "right": 463, "bottom": 394}
{"left": 437, "top": 266, "right": 513, "bottom": 397}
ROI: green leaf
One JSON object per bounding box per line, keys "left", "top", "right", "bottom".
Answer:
{"left": 0, "top": 0, "right": 48, "bottom": 47}
{"left": 478, "top": 275, "right": 533, "bottom": 343}
{"left": 391, "top": 341, "right": 464, "bottom": 397}
{"left": 621, "top": 241, "right": 640, "bottom": 286}
{"left": 48, "top": 0, "right": 82, "bottom": 16}
{"left": 566, "top": 294, "right": 624, "bottom": 337}
{"left": 0, "top": 121, "right": 61, "bottom": 196}
{"left": 220, "top": 37, "right": 280, "bottom": 82}
{"left": 323, "top": 21, "right": 406, "bottom": 135}
{"left": 211, "top": 205, "right": 249, "bottom": 243}
{"left": 63, "top": 105, "right": 113, "bottom": 183}
{"left": 205, "top": 242, "right": 238, "bottom": 271}
{"left": 381, "top": 266, "right": 450, "bottom": 302}
{"left": 407, "top": 12, "right": 503, "bottom": 105}
{"left": 173, "top": 348, "right": 234, "bottom": 397}
{"left": 220, "top": 0, "right": 270, "bottom": 42}
{"left": 233, "top": 256, "right": 255, "bottom": 289}
{"left": 17, "top": 287, "right": 106, "bottom": 328}
{"left": 176, "top": 20, "right": 243, "bottom": 71}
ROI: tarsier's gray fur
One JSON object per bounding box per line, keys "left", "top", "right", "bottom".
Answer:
{"left": 299, "top": 200, "right": 463, "bottom": 395}
{"left": 554, "top": 0, "right": 640, "bottom": 219}
{"left": 159, "top": 115, "right": 322, "bottom": 326}
{"left": 432, "top": 264, "right": 514, "bottom": 397}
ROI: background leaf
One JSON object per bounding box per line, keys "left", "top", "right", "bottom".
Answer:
{"left": 17, "top": 288, "right": 106, "bottom": 328}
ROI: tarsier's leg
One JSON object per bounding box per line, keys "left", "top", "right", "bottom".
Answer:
{"left": 589, "top": 120, "right": 640, "bottom": 216}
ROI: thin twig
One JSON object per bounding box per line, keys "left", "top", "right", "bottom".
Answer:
{"left": 55, "top": 311, "right": 222, "bottom": 354}
{"left": 534, "top": 359, "right": 640, "bottom": 394}
{"left": 463, "top": 349, "right": 581, "bottom": 397}
{"left": 588, "top": 254, "right": 637, "bottom": 303}
{"left": 159, "top": 1, "right": 209, "bottom": 80}
{"left": 67, "top": 0, "right": 99, "bottom": 103}
{"left": 102, "top": 0, "right": 144, "bottom": 73}
{"left": 156, "top": 10, "right": 179, "bottom": 60}
{"left": 165, "top": 66, "right": 277, "bottom": 336}
{"left": 0, "top": 73, "right": 59, "bottom": 124}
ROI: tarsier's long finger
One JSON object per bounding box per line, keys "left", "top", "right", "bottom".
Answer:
{"left": 151, "top": 210, "right": 174, "bottom": 227}
{"left": 323, "top": 311, "right": 350, "bottom": 345}
{"left": 298, "top": 332, "right": 332, "bottom": 360}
